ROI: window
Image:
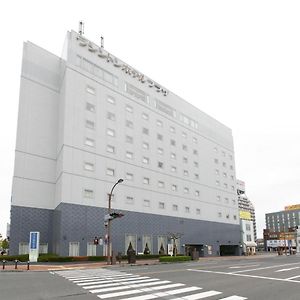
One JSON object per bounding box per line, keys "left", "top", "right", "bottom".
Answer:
{"left": 231, "top": 185, "right": 235, "bottom": 191}
{"left": 216, "top": 195, "right": 221, "bottom": 202}
{"left": 143, "top": 199, "right": 150, "bottom": 207}
{"left": 226, "top": 214, "right": 230, "bottom": 219}
{"left": 84, "top": 189, "right": 94, "bottom": 199}
{"left": 125, "top": 151, "right": 133, "bottom": 159}
{"left": 193, "top": 137, "right": 198, "bottom": 144}
{"left": 84, "top": 162, "right": 94, "bottom": 171}
{"left": 214, "top": 147, "right": 218, "bottom": 153}
{"left": 143, "top": 127, "right": 149, "bottom": 135}
{"left": 159, "top": 202, "right": 165, "bottom": 209}
{"left": 142, "top": 142, "right": 149, "bottom": 150}
{"left": 86, "top": 86, "right": 95, "bottom": 95}
{"left": 126, "top": 120, "right": 133, "bottom": 128}
{"left": 230, "top": 175, "right": 234, "bottom": 180}
{"left": 193, "top": 149, "right": 198, "bottom": 155}
{"left": 183, "top": 157, "right": 188, "bottom": 164}
{"left": 246, "top": 234, "right": 252, "bottom": 242}
{"left": 194, "top": 173, "right": 199, "bottom": 180}
{"left": 184, "top": 187, "right": 189, "bottom": 194}
{"left": 214, "top": 158, "right": 219, "bottom": 164}
{"left": 223, "top": 183, "right": 228, "bottom": 189}
{"left": 215, "top": 169, "right": 220, "bottom": 175}
{"left": 183, "top": 170, "right": 189, "bottom": 177}
{"left": 218, "top": 212, "right": 222, "bottom": 218}
{"left": 157, "top": 148, "right": 164, "bottom": 155}
{"left": 229, "top": 154, "right": 233, "bottom": 160}
{"left": 106, "top": 128, "right": 115, "bottom": 137}
{"left": 157, "top": 133, "right": 163, "bottom": 141}
{"left": 246, "top": 224, "right": 251, "bottom": 231}
{"left": 172, "top": 184, "right": 178, "bottom": 191}
{"left": 223, "top": 162, "right": 227, "bottom": 168}
{"left": 222, "top": 151, "right": 226, "bottom": 157}
{"left": 171, "top": 166, "right": 177, "bottom": 173}
{"left": 182, "top": 132, "right": 187, "bottom": 139}
{"left": 216, "top": 180, "right": 220, "bottom": 186}
{"left": 182, "top": 144, "right": 188, "bottom": 151}
{"left": 86, "top": 102, "right": 95, "bottom": 112}
{"left": 125, "top": 105, "right": 133, "bottom": 113}
{"left": 156, "top": 120, "right": 163, "bottom": 127}
{"left": 185, "top": 207, "right": 190, "bottom": 213}
{"left": 85, "top": 137, "right": 95, "bottom": 147}
{"left": 170, "top": 139, "right": 176, "bottom": 146}
{"left": 170, "top": 126, "right": 175, "bottom": 133}
{"left": 196, "top": 208, "right": 201, "bottom": 215}
{"left": 126, "top": 196, "right": 134, "bottom": 204}
{"left": 86, "top": 120, "right": 95, "bottom": 129}
{"left": 195, "top": 190, "right": 200, "bottom": 197}
{"left": 230, "top": 165, "right": 234, "bottom": 170}
{"left": 142, "top": 113, "right": 149, "bottom": 120}
{"left": 126, "top": 173, "right": 133, "bottom": 181}
{"left": 225, "top": 198, "right": 229, "bottom": 204}
{"left": 173, "top": 204, "right": 178, "bottom": 211}
{"left": 233, "top": 215, "right": 237, "bottom": 220}
{"left": 106, "top": 145, "right": 115, "bottom": 153}
{"left": 223, "top": 172, "right": 227, "bottom": 178}
{"left": 107, "top": 96, "right": 115, "bottom": 104}
{"left": 142, "top": 157, "right": 149, "bottom": 164}
{"left": 106, "top": 168, "right": 115, "bottom": 176}
{"left": 126, "top": 136, "right": 133, "bottom": 144}
{"left": 107, "top": 112, "right": 116, "bottom": 121}
{"left": 194, "top": 161, "right": 199, "bottom": 168}
{"left": 158, "top": 161, "right": 164, "bottom": 169}
{"left": 170, "top": 152, "right": 176, "bottom": 159}
{"left": 158, "top": 181, "right": 165, "bottom": 188}
{"left": 143, "top": 177, "right": 150, "bottom": 185}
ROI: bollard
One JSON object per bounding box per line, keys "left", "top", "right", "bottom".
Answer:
{"left": 2, "top": 260, "right": 5, "bottom": 270}
{"left": 27, "top": 261, "right": 30, "bottom": 271}
{"left": 15, "top": 260, "right": 18, "bottom": 270}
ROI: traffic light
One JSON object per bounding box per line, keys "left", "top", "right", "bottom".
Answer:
{"left": 110, "top": 212, "right": 124, "bottom": 219}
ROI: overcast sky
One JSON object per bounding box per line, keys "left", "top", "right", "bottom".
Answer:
{"left": 1, "top": 0, "right": 300, "bottom": 239}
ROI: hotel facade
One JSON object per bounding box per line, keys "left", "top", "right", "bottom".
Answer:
{"left": 10, "top": 29, "right": 240, "bottom": 256}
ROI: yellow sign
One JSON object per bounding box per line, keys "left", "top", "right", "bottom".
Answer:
{"left": 239, "top": 211, "right": 251, "bottom": 220}
{"left": 284, "top": 204, "right": 300, "bottom": 211}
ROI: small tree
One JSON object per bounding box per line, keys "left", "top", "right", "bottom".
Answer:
{"left": 167, "top": 232, "right": 183, "bottom": 257}
{"left": 2, "top": 239, "right": 9, "bottom": 250}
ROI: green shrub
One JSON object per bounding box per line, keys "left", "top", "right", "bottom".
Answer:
{"left": 159, "top": 255, "right": 191, "bottom": 263}
{"left": 136, "top": 254, "right": 160, "bottom": 260}
{"left": 47, "top": 256, "right": 74, "bottom": 262}
{"left": 87, "top": 256, "right": 106, "bottom": 261}
{"left": 0, "top": 254, "right": 29, "bottom": 262}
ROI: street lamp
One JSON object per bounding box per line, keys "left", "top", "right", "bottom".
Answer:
{"left": 106, "top": 178, "right": 123, "bottom": 264}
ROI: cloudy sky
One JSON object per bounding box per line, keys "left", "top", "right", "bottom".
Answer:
{"left": 1, "top": 0, "right": 300, "bottom": 238}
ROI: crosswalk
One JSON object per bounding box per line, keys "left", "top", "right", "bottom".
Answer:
{"left": 54, "top": 269, "right": 247, "bottom": 300}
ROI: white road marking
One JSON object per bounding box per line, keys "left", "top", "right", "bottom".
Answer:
{"left": 155, "top": 286, "right": 202, "bottom": 296}
{"left": 275, "top": 267, "right": 300, "bottom": 272}
{"left": 229, "top": 264, "right": 260, "bottom": 269}
{"left": 187, "top": 268, "right": 300, "bottom": 283}
{"left": 139, "top": 283, "right": 185, "bottom": 292}
{"left": 181, "top": 290, "right": 222, "bottom": 299}
{"left": 79, "top": 276, "right": 151, "bottom": 287}
{"left": 90, "top": 280, "right": 170, "bottom": 293}
{"left": 230, "top": 262, "right": 300, "bottom": 274}
{"left": 98, "top": 289, "right": 143, "bottom": 299}
{"left": 119, "top": 295, "right": 158, "bottom": 300}
{"left": 285, "top": 275, "right": 300, "bottom": 280}
{"left": 83, "top": 278, "right": 159, "bottom": 289}
{"left": 73, "top": 275, "right": 138, "bottom": 283}
{"left": 219, "top": 296, "right": 248, "bottom": 300}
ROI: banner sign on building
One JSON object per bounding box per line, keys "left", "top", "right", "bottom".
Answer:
{"left": 239, "top": 211, "right": 251, "bottom": 220}
{"left": 284, "top": 204, "right": 300, "bottom": 211}
{"left": 29, "top": 231, "right": 40, "bottom": 262}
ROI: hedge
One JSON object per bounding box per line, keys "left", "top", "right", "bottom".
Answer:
{"left": 0, "top": 254, "right": 29, "bottom": 262}
{"left": 159, "top": 255, "right": 191, "bottom": 263}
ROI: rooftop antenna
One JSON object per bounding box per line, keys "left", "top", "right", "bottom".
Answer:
{"left": 79, "top": 21, "right": 84, "bottom": 35}
{"left": 101, "top": 36, "right": 104, "bottom": 48}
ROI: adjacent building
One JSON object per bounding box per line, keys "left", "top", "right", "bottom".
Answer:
{"left": 10, "top": 28, "right": 240, "bottom": 256}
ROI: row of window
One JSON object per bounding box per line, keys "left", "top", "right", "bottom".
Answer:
{"left": 86, "top": 89, "right": 234, "bottom": 161}
{"left": 83, "top": 188, "right": 237, "bottom": 220}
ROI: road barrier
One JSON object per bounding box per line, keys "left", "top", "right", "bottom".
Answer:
{"left": 2, "top": 260, "right": 30, "bottom": 270}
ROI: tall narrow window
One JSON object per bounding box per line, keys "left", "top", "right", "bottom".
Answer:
{"left": 85, "top": 137, "right": 95, "bottom": 147}
{"left": 86, "top": 120, "right": 95, "bottom": 129}
{"left": 106, "top": 145, "right": 115, "bottom": 153}
{"left": 107, "top": 128, "right": 115, "bottom": 137}
{"left": 86, "top": 102, "right": 95, "bottom": 112}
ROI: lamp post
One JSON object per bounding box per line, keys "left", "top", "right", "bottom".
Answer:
{"left": 106, "top": 178, "right": 123, "bottom": 264}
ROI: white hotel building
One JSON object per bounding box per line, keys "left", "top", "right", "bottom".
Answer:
{"left": 10, "top": 29, "right": 240, "bottom": 256}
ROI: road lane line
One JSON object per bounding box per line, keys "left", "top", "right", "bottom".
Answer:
{"left": 219, "top": 296, "right": 248, "bottom": 300}
{"left": 229, "top": 264, "right": 260, "bottom": 269}
{"left": 182, "top": 290, "right": 222, "bottom": 299}
{"left": 285, "top": 275, "right": 300, "bottom": 280}
{"left": 187, "top": 269, "right": 300, "bottom": 283}
{"left": 275, "top": 267, "right": 300, "bottom": 272}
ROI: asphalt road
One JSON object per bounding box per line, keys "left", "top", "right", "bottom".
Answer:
{"left": 1, "top": 255, "right": 300, "bottom": 300}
